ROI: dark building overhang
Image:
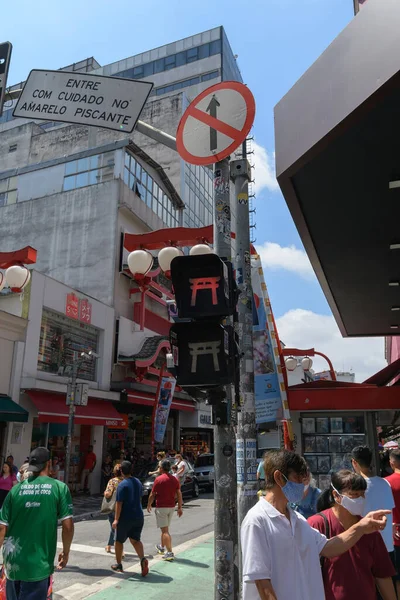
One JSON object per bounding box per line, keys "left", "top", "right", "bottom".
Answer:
{"left": 275, "top": 0, "right": 400, "bottom": 337}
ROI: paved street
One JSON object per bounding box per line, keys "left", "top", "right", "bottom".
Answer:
{"left": 54, "top": 493, "right": 214, "bottom": 600}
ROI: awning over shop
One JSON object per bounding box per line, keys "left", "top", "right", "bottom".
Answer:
{"left": 127, "top": 391, "right": 195, "bottom": 412}
{"left": 27, "top": 391, "right": 124, "bottom": 426}
{"left": 287, "top": 379, "right": 400, "bottom": 411}
{"left": 363, "top": 358, "right": 400, "bottom": 387}
{"left": 0, "top": 396, "right": 29, "bottom": 423}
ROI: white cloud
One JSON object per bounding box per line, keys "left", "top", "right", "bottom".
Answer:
{"left": 252, "top": 141, "right": 279, "bottom": 194}
{"left": 256, "top": 241, "right": 315, "bottom": 280}
{"left": 275, "top": 309, "right": 386, "bottom": 383}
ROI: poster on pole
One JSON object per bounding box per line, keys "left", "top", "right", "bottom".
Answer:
{"left": 251, "top": 262, "right": 282, "bottom": 424}
{"left": 154, "top": 377, "right": 176, "bottom": 443}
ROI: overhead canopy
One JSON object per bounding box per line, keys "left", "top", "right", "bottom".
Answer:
{"left": 0, "top": 396, "right": 28, "bottom": 423}
{"left": 27, "top": 391, "right": 124, "bottom": 427}
{"left": 275, "top": 0, "right": 400, "bottom": 337}
{"left": 363, "top": 357, "right": 400, "bottom": 387}
{"left": 127, "top": 391, "right": 195, "bottom": 412}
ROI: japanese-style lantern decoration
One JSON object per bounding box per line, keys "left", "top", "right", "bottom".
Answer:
{"left": 127, "top": 250, "right": 154, "bottom": 280}
{"left": 158, "top": 246, "right": 183, "bottom": 277}
{"left": 301, "top": 356, "right": 313, "bottom": 371}
{"left": 5, "top": 265, "right": 31, "bottom": 292}
{"left": 189, "top": 244, "right": 212, "bottom": 256}
{"left": 285, "top": 356, "right": 298, "bottom": 371}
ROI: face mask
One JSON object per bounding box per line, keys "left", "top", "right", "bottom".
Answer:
{"left": 281, "top": 474, "right": 305, "bottom": 504}
{"left": 332, "top": 485, "right": 365, "bottom": 516}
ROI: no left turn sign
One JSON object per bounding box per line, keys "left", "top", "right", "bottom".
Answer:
{"left": 176, "top": 81, "right": 256, "bottom": 166}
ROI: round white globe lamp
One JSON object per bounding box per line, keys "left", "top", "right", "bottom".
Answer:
{"left": 285, "top": 356, "right": 298, "bottom": 372}
{"left": 158, "top": 247, "right": 183, "bottom": 276}
{"left": 5, "top": 265, "right": 31, "bottom": 292}
{"left": 127, "top": 250, "right": 154, "bottom": 279}
{"left": 190, "top": 244, "right": 212, "bottom": 256}
{"left": 301, "top": 356, "right": 313, "bottom": 371}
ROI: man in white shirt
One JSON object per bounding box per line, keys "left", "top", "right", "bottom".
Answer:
{"left": 241, "top": 449, "right": 391, "bottom": 600}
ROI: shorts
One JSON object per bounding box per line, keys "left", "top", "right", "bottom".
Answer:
{"left": 116, "top": 517, "right": 144, "bottom": 544}
{"left": 6, "top": 577, "right": 50, "bottom": 600}
{"left": 155, "top": 507, "right": 175, "bottom": 529}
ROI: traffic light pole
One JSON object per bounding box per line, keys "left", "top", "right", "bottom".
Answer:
{"left": 230, "top": 159, "right": 258, "bottom": 529}
{"left": 212, "top": 158, "right": 239, "bottom": 600}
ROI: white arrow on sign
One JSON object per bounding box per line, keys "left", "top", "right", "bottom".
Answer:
{"left": 13, "top": 69, "right": 153, "bottom": 133}
{"left": 176, "top": 81, "right": 256, "bottom": 166}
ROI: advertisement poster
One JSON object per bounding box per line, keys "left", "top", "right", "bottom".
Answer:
{"left": 154, "top": 377, "right": 176, "bottom": 443}
{"left": 251, "top": 265, "right": 282, "bottom": 424}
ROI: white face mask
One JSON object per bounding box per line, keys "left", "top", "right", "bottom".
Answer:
{"left": 332, "top": 485, "right": 365, "bottom": 516}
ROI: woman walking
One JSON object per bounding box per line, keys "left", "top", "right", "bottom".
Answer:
{"left": 148, "top": 451, "right": 166, "bottom": 476}
{"left": 0, "top": 462, "right": 17, "bottom": 507}
{"left": 104, "top": 464, "right": 123, "bottom": 554}
{"left": 309, "top": 470, "right": 396, "bottom": 600}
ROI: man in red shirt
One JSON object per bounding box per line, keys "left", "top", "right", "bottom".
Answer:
{"left": 386, "top": 450, "right": 400, "bottom": 596}
{"left": 79, "top": 445, "right": 97, "bottom": 493}
{"left": 147, "top": 459, "right": 183, "bottom": 562}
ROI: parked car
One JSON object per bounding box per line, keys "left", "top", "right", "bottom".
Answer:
{"left": 139, "top": 460, "right": 200, "bottom": 506}
{"left": 194, "top": 454, "right": 214, "bottom": 491}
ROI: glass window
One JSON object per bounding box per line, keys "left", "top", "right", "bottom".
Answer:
{"left": 124, "top": 153, "right": 131, "bottom": 168}
{"left": 76, "top": 172, "right": 88, "bottom": 188}
{"left": 176, "top": 51, "right": 186, "bottom": 67}
{"left": 77, "top": 158, "right": 89, "bottom": 172}
{"left": 190, "top": 77, "right": 200, "bottom": 86}
{"left": 0, "top": 179, "right": 8, "bottom": 194}
{"left": 186, "top": 47, "right": 198, "bottom": 63}
{"left": 141, "top": 169, "right": 147, "bottom": 187}
{"left": 165, "top": 55, "right": 176, "bottom": 70}
{"left": 136, "top": 182, "right": 145, "bottom": 199}
{"left": 153, "top": 195, "right": 158, "bottom": 213}
{"left": 90, "top": 154, "right": 101, "bottom": 169}
{"left": 157, "top": 201, "right": 163, "bottom": 219}
{"left": 63, "top": 175, "right": 75, "bottom": 191}
{"left": 154, "top": 58, "right": 165, "bottom": 73}
{"left": 0, "top": 193, "right": 6, "bottom": 207}
{"left": 199, "top": 44, "right": 210, "bottom": 59}
{"left": 153, "top": 182, "right": 159, "bottom": 199}
{"left": 156, "top": 88, "right": 165, "bottom": 96}
{"left": 210, "top": 39, "right": 222, "bottom": 55}
{"left": 158, "top": 187, "right": 163, "bottom": 201}
{"left": 146, "top": 189, "right": 152, "bottom": 208}
{"left": 89, "top": 170, "right": 99, "bottom": 185}
{"left": 135, "top": 161, "right": 141, "bottom": 178}
{"left": 65, "top": 161, "right": 77, "bottom": 176}
{"left": 133, "top": 66, "right": 144, "bottom": 78}
{"left": 143, "top": 62, "right": 154, "bottom": 77}
{"left": 147, "top": 174, "right": 153, "bottom": 192}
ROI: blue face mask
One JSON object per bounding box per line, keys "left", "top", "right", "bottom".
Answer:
{"left": 281, "top": 474, "right": 305, "bottom": 504}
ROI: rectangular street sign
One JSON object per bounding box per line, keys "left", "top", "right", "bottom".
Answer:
{"left": 13, "top": 69, "right": 153, "bottom": 133}
{"left": 0, "top": 42, "right": 12, "bottom": 117}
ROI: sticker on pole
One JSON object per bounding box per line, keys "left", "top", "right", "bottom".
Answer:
{"left": 176, "top": 81, "right": 255, "bottom": 166}
{"left": 13, "top": 69, "right": 153, "bottom": 133}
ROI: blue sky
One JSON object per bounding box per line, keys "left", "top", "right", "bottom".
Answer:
{"left": 2, "top": 0, "right": 385, "bottom": 378}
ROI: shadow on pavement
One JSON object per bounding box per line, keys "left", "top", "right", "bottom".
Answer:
{"left": 175, "top": 557, "right": 210, "bottom": 569}
{"left": 127, "top": 571, "right": 173, "bottom": 584}
{"left": 63, "top": 566, "right": 113, "bottom": 577}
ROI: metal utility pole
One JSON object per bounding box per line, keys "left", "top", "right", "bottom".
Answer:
{"left": 230, "top": 159, "right": 258, "bottom": 528}
{"left": 64, "top": 357, "right": 80, "bottom": 489}
{"left": 213, "top": 158, "right": 239, "bottom": 600}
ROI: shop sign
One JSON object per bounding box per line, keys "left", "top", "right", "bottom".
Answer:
{"left": 65, "top": 293, "right": 92, "bottom": 324}
{"left": 198, "top": 412, "right": 212, "bottom": 427}
{"left": 105, "top": 414, "right": 128, "bottom": 430}
{"left": 154, "top": 377, "right": 176, "bottom": 444}
{"left": 66, "top": 293, "right": 79, "bottom": 320}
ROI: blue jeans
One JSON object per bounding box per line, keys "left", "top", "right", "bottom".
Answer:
{"left": 6, "top": 578, "right": 50, "bottom": 600}
{"left": 108, "top": 513, "right": 115, "bottom": 546}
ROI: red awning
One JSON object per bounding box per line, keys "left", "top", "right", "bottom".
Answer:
{"left": 27, "top": 391, "right": 124, "bottom": 427}
{"left": 127, "top": 391, "right": 195, "bottom": 412}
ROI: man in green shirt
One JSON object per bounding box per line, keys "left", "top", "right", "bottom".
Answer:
{"left": 0, "top": 447, "right": 74, "bottom": 600}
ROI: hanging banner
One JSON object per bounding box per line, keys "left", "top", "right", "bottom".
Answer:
{"left": 251, "top": 260, "right": 282, "bottom": 423}
{"left": 154, "top": 377, "right": 176, "bottom": 443}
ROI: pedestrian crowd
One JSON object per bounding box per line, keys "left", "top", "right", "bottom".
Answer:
{"left": 242, "top": 445, "right": 400, "bottom": 600}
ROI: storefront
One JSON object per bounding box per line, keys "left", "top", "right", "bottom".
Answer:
{"left": 180, "top": 403, "right": 213, "bottom": 459}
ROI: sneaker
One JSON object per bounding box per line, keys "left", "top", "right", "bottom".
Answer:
{"left": 156, "top": 544, "right": 165, "bottom": 554}
{"left": 111, "top": 563, "right": 123, "bottom": 573}
{"left": 163, "top": 552, "right": 174, "bottom": 562}
{"left": 141, "top": 557, "right": 149, "bottom": 577}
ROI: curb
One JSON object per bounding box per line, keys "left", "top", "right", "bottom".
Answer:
{"left": 73, "top": 511, "right": 102, "bottom": 523}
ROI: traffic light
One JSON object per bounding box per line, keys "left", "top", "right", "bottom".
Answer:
{"left": 169, "top": 254, "right": 237, "bottom": 388}
{"left": 0, "top": 42, "right": 12, "bottom": 117}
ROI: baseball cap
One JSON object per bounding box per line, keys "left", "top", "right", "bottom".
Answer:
{"left": 28, "top": 447, "right": 50, "bottom": 472}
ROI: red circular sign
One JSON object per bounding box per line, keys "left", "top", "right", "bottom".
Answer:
{"left": 176, "top": 81, "right": 256, "bottom": 166}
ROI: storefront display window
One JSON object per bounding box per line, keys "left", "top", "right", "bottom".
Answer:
{"left": 38, "top": 309, "right": 99, "bottom": 381}
{"left": 301, "top": 413, "right": 365, "bottom": 490}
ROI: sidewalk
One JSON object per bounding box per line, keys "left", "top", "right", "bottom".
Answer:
{"left": 86, "top": 534, "right": 214, "bottom": 600}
